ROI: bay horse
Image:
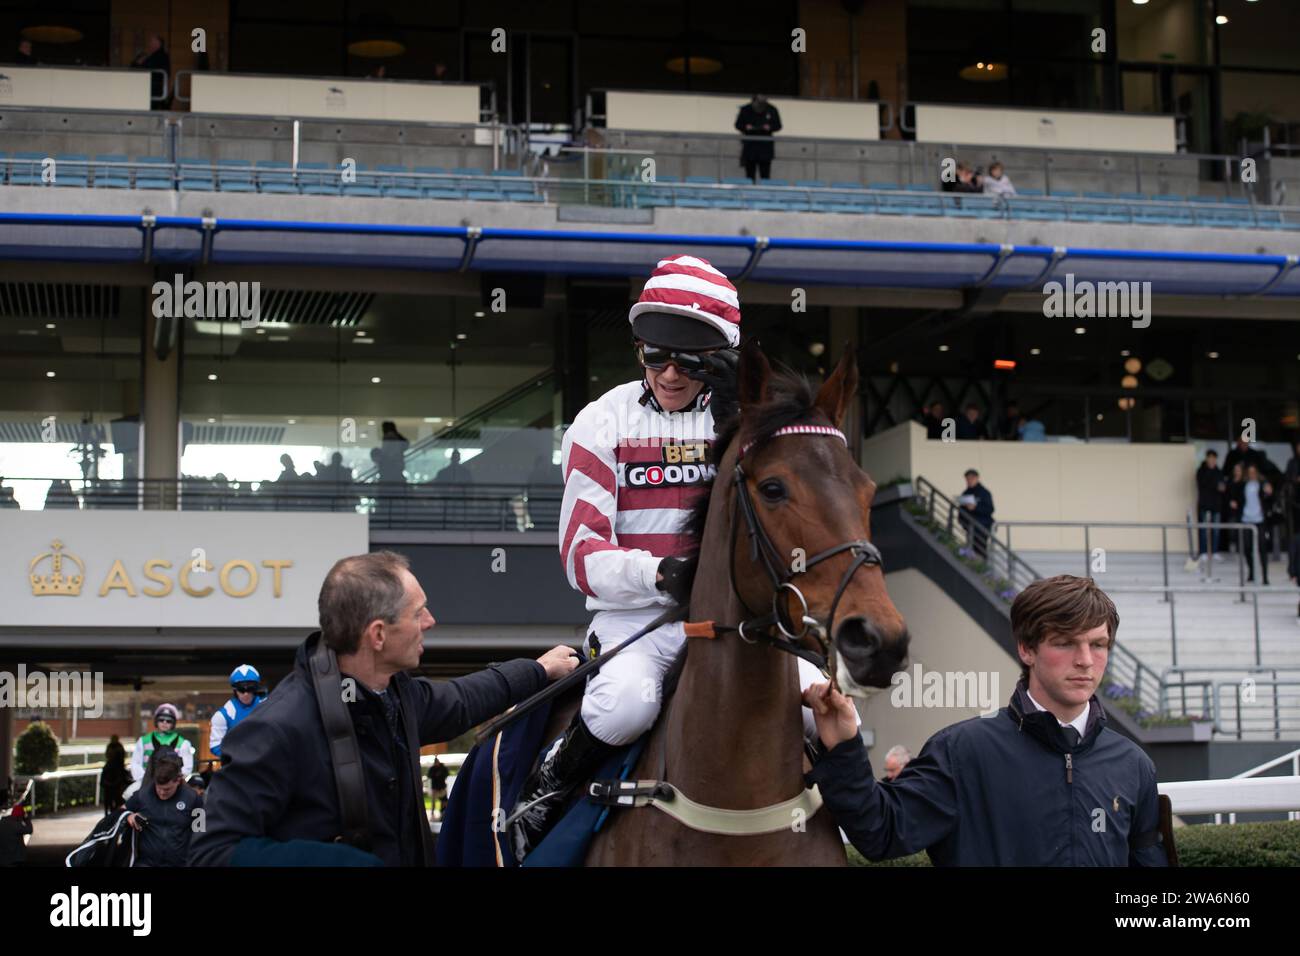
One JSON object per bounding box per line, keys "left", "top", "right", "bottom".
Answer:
{"left": 561, "top": 341, "right": 910, "bottom": 865}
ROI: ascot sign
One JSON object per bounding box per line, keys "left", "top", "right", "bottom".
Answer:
{"left": 3, "top": 511, "right": 368, "bottom": 629}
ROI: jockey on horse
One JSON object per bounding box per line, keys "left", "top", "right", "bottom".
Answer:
{"left": 509, "top": 254, "right": 852, "bottom": 860}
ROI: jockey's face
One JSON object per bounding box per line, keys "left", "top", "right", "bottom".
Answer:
{"left": 641, "top": 350, "right": 706, "bottom": 412}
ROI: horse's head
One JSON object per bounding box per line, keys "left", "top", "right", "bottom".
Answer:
{"left": 728, "top": 341, "right": 909, "bottom": 693}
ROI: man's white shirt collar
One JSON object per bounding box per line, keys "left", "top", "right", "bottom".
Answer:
{"left": 1026, "top": 689, "right": 1089, "bottom": 739}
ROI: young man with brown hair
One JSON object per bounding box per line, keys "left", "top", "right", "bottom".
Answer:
{"left": 804, "top": 574, "right": 1167, "bottom": 866}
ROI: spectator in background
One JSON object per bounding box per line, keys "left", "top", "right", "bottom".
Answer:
{"left": 1232, "top": 464, "right": 1273, "bottom": 584}
{"left": 101, "top": 735, "right": 130, "bottom": 811}
{"left": 427, "top": 758, "right": 450, "bottom": 822}
{"left": 131, "top": 33, "right": 170, "bottom": 110}
{"left": 1283, "top": 438, "right": 1300, "bottom": 552}
{"left": 13, "top": 38, "right": 36, "bottom": 65}
{"left": 322, "top": 451, "right": 352, "bottom": 484}
{"left": 435, "top": 449, "right": 473, "bottom": 484}
{"left": 44, "top": 479, "right": 77, "bottom": 509}
{"left": 126, "top": 751, "right": 202, "bottom": 867}
{"left": 957, "top": 468, "right": 995, "bottom": 558}
{"left": 882, "top": 745, "right": 911, "bottom": 781}
{"left": 995, "top": 401, "right": 1022, "bottom": 441}
{"left": 433, "top": 62, "right": 448, "bottom": 81}
{"left": 1187, "top": 450, "right": 1225, "bottom": 572}
{"left": 378, "top": 421, "right": 410, "bottom": 487}
{"left": 735, "top": 94, "right": 782, "bottom": 183}
{"left": 956, "top": 403, "right": 985, "bottom": 441}
{"left": 276, "top": 453, "right": 299, "bottom": 484}
{"left": 0, "top": 794, "right": 31, "bottom": 867}
{"left": 1223, "top": 438, "right": 1280, "bottom": 485}
{"left": 1224, "top": 462, "right": 1245, "bottom": 554}
{"left": 982, "top": 161, "right": 1016, "bottom": 197}
{"left": 943, "top": 162, "right": 982, "bottom": 194}
{"left": 1018, "top": 416, "right": 1047, "bottom": 442}
{"left": 925, "top": 401, "right": 947, "bottom": 440}
{"left": 0, "top": 479, "right": 18, "bottom": 508}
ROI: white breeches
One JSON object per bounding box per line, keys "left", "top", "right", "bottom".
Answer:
{"left": 578, "top": 608, "right": 858, "bottom": 746}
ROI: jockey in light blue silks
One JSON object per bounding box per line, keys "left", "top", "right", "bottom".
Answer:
{"left": 209, "top": 664, "right": 266, "bottom": 759}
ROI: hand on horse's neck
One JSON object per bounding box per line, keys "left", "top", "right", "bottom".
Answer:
{"left": 666, "top": 460, "right": 807, "bottom": 806}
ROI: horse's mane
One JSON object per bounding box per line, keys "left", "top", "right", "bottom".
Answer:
{"left": 681, "top": 362, "right": 820, "bottom": 556}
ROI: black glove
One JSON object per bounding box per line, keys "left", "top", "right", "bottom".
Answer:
{"left": 684, "top": 348, "right": 739, "bottom": 422}
{"left": 656, "top": 556, "right": 697, "bottom": 606}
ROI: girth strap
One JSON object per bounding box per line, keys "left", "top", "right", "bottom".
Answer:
{"left": 589, "top": 779, "right": 825, "bottom": 837}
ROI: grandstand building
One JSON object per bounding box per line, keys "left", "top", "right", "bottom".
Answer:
{"left": 1, "top": 0, "right": 1298, "bottom": 794}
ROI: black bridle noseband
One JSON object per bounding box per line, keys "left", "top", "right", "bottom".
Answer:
{"left": 725, "top": 424, "right": 883, "bottom": 671}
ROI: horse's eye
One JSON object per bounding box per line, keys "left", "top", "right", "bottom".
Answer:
{"left": 758, "top": 479, "right": 786, "bottom": 502}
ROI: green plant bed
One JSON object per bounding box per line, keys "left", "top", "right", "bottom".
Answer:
{"left": 32, "top": 775, "right": 98, "bottom": 814}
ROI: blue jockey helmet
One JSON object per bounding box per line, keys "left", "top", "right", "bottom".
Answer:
{"left": 230, "top": 664, "right": 261, "bottom": 687}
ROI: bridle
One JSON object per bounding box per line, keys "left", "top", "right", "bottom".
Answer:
{"left": 722, "top": 423, "right": 883, "bottom": 673}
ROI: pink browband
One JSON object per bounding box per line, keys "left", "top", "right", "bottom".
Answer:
{"left": 739, "top": 424, "right": 848, "bottom": 459}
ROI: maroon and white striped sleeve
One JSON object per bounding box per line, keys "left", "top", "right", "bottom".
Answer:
{"left": 558, "top": 408, "right": 661, "bottom": 603}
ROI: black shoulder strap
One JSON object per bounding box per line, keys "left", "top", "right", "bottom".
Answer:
{"left": 309, "top": 636, "right": 372, "bottom": 852}
{"left": 396, "top": 679, "right": 436, "bottom": 866}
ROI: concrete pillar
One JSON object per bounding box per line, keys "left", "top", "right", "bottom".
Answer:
{"left": 143, "top": 302, "right": 181, "bottom": 509}
{"left": 828, "top": 305, "right": 863, "bottom": 459}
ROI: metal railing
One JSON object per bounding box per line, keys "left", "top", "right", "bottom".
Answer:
{"left": 910, "top": 477, "right": 1041, "bottom": 594}
{"left": 993, "top": 519, "right": 1263, "bottom": 595}
{"left": 1215, "top": 747, "right": 1300, "bottom": 823}
{"left": 0, "top": 477, "right": 563, "bottom": 532}
{"left": 906, "top": 477, "right": 1300, "bottom": 736}
{"left": 590, "top": 119, "right": 1264, "bottom": 203}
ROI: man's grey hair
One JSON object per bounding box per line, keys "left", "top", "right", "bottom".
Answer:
{"left": 318, "top": 551, "right": 412, "bottom": 655}
{"left": 885, "top": 744, "right": 912, "bottom": 763}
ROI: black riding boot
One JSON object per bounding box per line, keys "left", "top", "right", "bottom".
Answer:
{"left": 509, "top": 715, "right": 613, "bottom": 862}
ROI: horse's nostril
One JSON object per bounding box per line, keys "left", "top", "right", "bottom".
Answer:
{"left": 834, "top": 616, "right": 881, "bottom": 662}
{"left": 834, "top": 617, "right": 909, "bottom": 687}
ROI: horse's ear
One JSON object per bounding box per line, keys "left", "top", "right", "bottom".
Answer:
{"left": 737, "top": 338, "right": 770, "bottom": 409}
{"left": 814, "top": 348, "right": 859, "bottom": 428}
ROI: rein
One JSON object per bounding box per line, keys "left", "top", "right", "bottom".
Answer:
{"left": 695, "top": 423, "right": 883, "bottom": 675}
{"left": 589, "top": 423, "right": 884, "bottom": 837}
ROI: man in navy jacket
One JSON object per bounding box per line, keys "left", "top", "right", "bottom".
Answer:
{"left": 804, "top": 575, "right": 1167, "bottom": 866}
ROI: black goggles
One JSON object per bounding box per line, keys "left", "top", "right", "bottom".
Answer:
{"left": 636, "top": 343, "right": 714, "bottom": 373}
{"left": 234, "top": 684, "right": 258, "bottom": 694}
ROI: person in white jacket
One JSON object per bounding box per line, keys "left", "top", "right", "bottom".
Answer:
{"left": 509, "top": 253, "right": 841, "bottom": 860}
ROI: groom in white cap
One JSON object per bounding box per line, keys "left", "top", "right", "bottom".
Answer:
{"left": 509, "top": 254, "right": 743, "bottom": 858}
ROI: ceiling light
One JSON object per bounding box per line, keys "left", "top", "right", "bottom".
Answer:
{"left": 474, "top": 311, "right": 485, "bottom": 318}
{"left": 46, "top": 370, "right": 56, "bottom": 378}
{"left": 288, "top": 419, "right": 296, "bottom": 424}
{"left": 1215, "top": 15, "right": 1228, "bottom": 25}
{"left": 456, "top": 333, "right": 467, "bottom": 340}
{"left": 1030, "top": 347, "right": 1041, "bottom": 355}
{"left": 1074, "top": 327, "right": 1086, "bottom": 334}
{"left": 938, "top": 344, "right": 950, "bottom": 352}
{"left": 256, "top": 328, "right": 267, "bottom": 334}
{"left": 207, "top": 418, "right": 216, "bottom": 423}
{"left": 371, "top": 376, "right": 382, "bottom": 384}
{"left": 1207, "top": 351, "right": 1219, "bottom": 359}
{"left": 1120, "top": 349, "right": 1131, "bottom": 357}
{"left": 45, "top": 323, "right": 56, "bottom": 330}
{"left": 207, "top": 373, "right": 218, "bottom": 381}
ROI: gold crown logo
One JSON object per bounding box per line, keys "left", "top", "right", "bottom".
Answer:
{"left": 30, "top": 539, "right": 85, "bottom": 596}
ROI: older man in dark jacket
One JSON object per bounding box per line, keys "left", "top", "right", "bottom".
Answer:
{"left": 189, "top": 550, "right": 577, "bottom": 867}
{"left": 803, "top": 575, "right": 1167, "bottom": 866}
